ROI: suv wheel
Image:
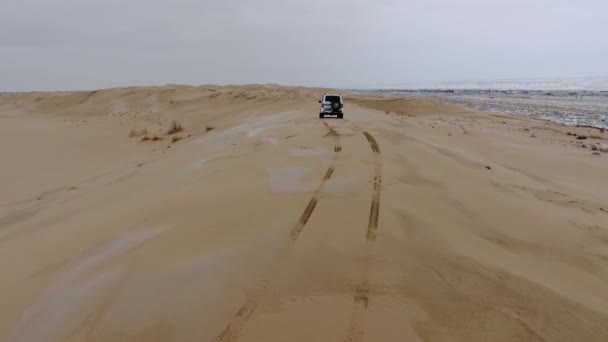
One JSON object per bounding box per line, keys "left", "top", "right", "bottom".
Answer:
{"left": 338, "top": 113, "right": 343, "bottom": 119}
{"left": 319, "top": 113, "right": 324, "bottom": 119}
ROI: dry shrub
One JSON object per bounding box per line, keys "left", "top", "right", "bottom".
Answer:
{"left": 205, "top": 126, "right": 214, "bottom": 132}
{"left": 577, "top": 135, "right": 587, "bottom": 140}
{"left": 167, "top": 121, "right": 183, "bottom": 135}
{"left": 129, "top": 128, "right": 148, "bottom": 137}
{"left": 590, "top": 144, "right": 599, "bottom": 151}
{"left": 171, "top": 136, "right": 183, "bottom": 143}
{"left": 141, "top": 135, "right": 162, "bottom": 142}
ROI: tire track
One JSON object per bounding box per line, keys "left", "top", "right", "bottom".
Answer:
{"left": 363, "top": 131, "right": 380, "bottom": 154}
{"left": 215, "top": 298, "right": 259, "bottom": 342}
{"left": 289, "top": 165, "right": 333, "bottom": 243}
{"left": 345, "top": 130, "right": 383, "bottom": 342}
{"left": 346, "top": 284, "right": 370, "bottom": 342}
{"left": 367, "top": 172, "right": 382, "bottom": 242}
{"left": 215, "top": 123, "right": 342, "bottom": 342}
{"left": 324, "top": 121, "right": 342, "bottom": 154}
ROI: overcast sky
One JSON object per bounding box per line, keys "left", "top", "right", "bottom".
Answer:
{"left": 1, "top": 0, "right": 607, "bottom": 91}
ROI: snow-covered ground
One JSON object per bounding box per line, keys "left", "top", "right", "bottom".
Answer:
{"left": 353, "top": 78, "right": 608, "bottom": 129}
{"left": 413, "top": 90, "right": 608, "bottom": 129}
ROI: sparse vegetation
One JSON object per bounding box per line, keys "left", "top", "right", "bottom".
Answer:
{"left": 577, "top": 135, "right": 587, "bottom": 140}
{"left": 590, "top": 144, "right": 599, "bottom": 151}
{"left": 167, "top": 121, "right": 183, "bottom": 135}
{"left": 171, "top": 136, "right": 183, "bottom": 143}
{"left": 205, "top": 125, "right": 215, "bottom": 133}
{"left": 141, "top": 135, "right": 163, "bottom": 142}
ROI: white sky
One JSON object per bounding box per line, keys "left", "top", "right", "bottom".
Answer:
{"left": 1, "top": 0, "right": 607, "bottom": 91}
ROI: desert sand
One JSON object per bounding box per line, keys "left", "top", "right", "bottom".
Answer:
{"left": 1, "top": 85, "right": 608, "bottom": 341}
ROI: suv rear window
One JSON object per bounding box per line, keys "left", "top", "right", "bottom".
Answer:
{"left": 324, "top": 95, "right": 340, "bottom": 102}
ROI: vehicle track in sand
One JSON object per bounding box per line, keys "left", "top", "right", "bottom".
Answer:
{"left": 344, "top": 128, "right": 383, "bottom": 342}
{"left": 323, "top": 121, "right": 342, "bottom": 152}
{"left": 215, "top": 121, "right": 343, "bottom": 342}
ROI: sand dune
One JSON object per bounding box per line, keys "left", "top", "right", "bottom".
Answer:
{"left": 1, "top": 85, "right": 608, "bottom": 341}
